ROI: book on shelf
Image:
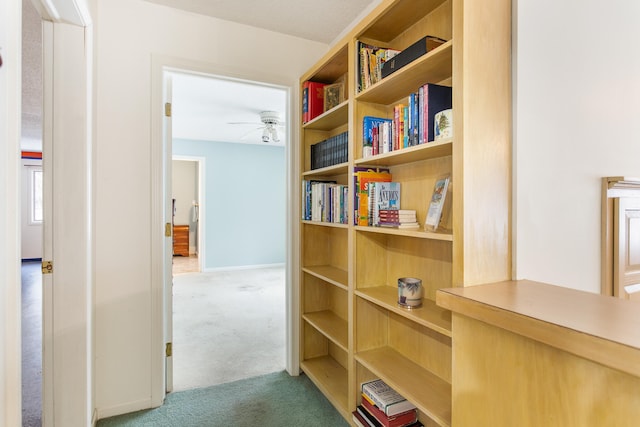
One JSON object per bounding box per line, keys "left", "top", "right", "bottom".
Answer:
{"left": 368, "top": 182, "right": 401, "bottom": 226}
{"left": 323, "top": 81, "right": 344, "bottom": 112}
{"left": 361, "top": 394, "right": 418, "bottom": 427}
{"left": 310, "top": 131, "right": 348, "bottom": 170}
{"left": 381, "top": 35, "right": 447, "bottom": 79}
{"left": 422, "top": 84, "right": 452, "bottom": 143}
{"left": 424, "top": 174, "right": 450, "bottom": 231}
{"left": 302, "top": 180, "right": 347, "bottom": 224}
{"left": 302, "top": 81, "right": 326, "bottom": 123}
{"left": 361, "top": 379, "right": 417, "bottom": 417}
{"left": 357, "top": 40, "right": 401, "bottom": 93}
{"left": 362, "top": 116, "right": 392, "bottom": 158}
{"left": 353, "top": 166, "right": 389, "bottom": 226}
{"left": 354, "top": 169, "right": 392, "bottom": 226}
{"left": 379, "top": 209, "right": 419, "bottom": 229}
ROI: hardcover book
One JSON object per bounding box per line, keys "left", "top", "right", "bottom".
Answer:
{"left": 381, "top": 36, "right": 447, "bottom": 78}
{"left": 363, "top": 116, "right": 392, "bottom": 158}
{"left": 425, "top": 174, "right": 450, "bottom": 231}
{"left": 361, "top": 379, "right": 417, "bottom": 416}
{"left": 302, "top": 81, "right": 326, "bottom": 123}
{"left": 361, "top": 395, "right": 418, "bottom": 427}
{"left": 422, "top": 84, "right": 452, "bottom": 142}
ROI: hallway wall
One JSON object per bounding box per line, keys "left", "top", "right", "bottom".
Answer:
{"left": 92, "top": 0, "right": 326, "bottom": 417}
{"left": 174, "top": 139, "right": 286, "bottom": 270}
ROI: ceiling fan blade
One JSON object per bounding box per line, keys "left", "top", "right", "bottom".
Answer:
{"left": 239, "top": 127, "right": 263, "bottom": 139}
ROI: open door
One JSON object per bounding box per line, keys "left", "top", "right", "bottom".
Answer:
{"left": 163, "top": 73, "right": 174, "bottom": 392}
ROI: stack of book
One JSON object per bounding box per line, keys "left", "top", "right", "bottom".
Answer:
{"left": 354, "top": 167, "right": 391, "bottom": 226}
{"left": 379, "top": 209, "right": 419, "bottom": 229}
{"left": 310, "top": 131, "right": 348, "bottom": 170}
{"left": 352, "top": 379, "right": 423, "bottom": 427}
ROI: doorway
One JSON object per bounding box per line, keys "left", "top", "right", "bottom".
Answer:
{"left": 172, "top": 156, "right": 204, "bottom": 275}
{"left": 164, "top": 70, "right": 290, "bottom": 391}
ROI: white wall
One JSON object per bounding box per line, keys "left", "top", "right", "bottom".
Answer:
{"left": 1, "top": 0, "right": 24, "bottom": 424}
{"left": 515, "top": 0, "right": 640, "bottom": 292}
{"left": 93, "top": 0, "right": 327, "bottom": 417}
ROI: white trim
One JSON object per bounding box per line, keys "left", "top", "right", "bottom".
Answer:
{"left": 202, "top": 263, "right": 286, "bottom": 273}
{"left": 95, "top": 397, "right": 154, "bottom": 421}
{"left": 151, "top": 54, "right": 299, "bottom": 405}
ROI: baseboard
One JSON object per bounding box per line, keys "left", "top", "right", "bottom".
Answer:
{"left": 95, "top": 397, "right": 156, "bottom": 421}
{"left": 202, "top": 262, "right": 284, "bottom": 273}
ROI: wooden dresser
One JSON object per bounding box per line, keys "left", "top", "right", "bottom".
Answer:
{"left": 172, "top": 224, "right": 189, "bottom": 257}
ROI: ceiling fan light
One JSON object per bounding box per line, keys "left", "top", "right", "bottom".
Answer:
{"left": 262, "top": 127, "right": 270, "bottom": 143}
{"left": 270, "top": 127, "right": 280, "bottom": 142}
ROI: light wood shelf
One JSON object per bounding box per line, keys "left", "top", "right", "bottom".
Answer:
{"left": 355, "top": 138, "right": 452, "bottom": 167}
{"left": 302, "top": 311, "right": 348, "bottom": 351}
{"left": 356, "top": 346, "right": 452, "bottom": 427}
{"left": 298, "top": 0, "right": 511, "bottom": 424}
{"left": 356, "top": 287, "right": 451, "bottom": 337}
{"left": 303, "top": 101, "right": 349, "bottom": 131}
{"left": 301, "top": 356, "right": 349, "bottom": 419}
{"left": 355, "top": 225, "right": 453, "bottom": 241}
{"left": 302, "top": 265, "right": 348, "bottom": 290}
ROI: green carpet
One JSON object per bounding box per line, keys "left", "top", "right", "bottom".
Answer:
{"left": 97, "top": 371, "right": 349, "bottom": 427}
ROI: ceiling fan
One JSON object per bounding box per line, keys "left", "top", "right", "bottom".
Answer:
{"left": 228, "top": 110, "right": 285, "bottom": 143}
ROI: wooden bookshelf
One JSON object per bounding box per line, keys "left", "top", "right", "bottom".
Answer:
{"left": 298, "top": 0, "right": 511, "bottom": 425}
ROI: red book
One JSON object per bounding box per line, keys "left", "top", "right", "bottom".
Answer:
{"left": 302, "top": 81, "right": 326, "bottom": 123}
{"left": 361, "top": 397, "right": 418, "bottom": 427}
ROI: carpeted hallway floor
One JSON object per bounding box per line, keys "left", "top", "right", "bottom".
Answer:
{"left": 21, "top": 259, "right": 287, "bottom": 424}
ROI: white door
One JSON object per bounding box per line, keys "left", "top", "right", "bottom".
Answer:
{"left": 164, "top": 73, "right": 174, "bottom": 392}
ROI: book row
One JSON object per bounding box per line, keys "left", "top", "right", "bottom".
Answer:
{"left": 362, "top": 83, "right": 452, "bottom": 159}
{"left": 302, "top": 79, "right": 346, "bottom": 124}
{"left": 301, "top": 180, "right": 348, "bottom": 224}
{"left": 310, "top": 131, "right": 348, "bottom": 170}
{"left": 357, "top": 36, "right": 447, "bottom": 94}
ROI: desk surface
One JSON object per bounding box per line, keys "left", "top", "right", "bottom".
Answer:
{"left": 436, "top": 280, "right": 640, "bottom": 377}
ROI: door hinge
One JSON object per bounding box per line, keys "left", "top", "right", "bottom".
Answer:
{"left": 165, "top": 223, "right": 172, "bottom": 237}
{"left": 166, "top": 342, "right": 172, "bottom": 357}
{"left": 164, "top": 102, "right": 172, "bottom": 117}
{"left": 42, "top": 260, "right": 53, "bottom": 275}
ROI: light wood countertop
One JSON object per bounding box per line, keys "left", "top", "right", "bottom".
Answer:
{"left": 436, "top": 280, "right": 640, "bottom": 378}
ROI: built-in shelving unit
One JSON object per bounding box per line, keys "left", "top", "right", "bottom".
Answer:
{"left": 298, "top": 0, "right": 512, "bottom": 425}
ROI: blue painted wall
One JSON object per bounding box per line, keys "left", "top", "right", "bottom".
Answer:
{"left": 173, "top": 139, "right": 285, "bottom": 270}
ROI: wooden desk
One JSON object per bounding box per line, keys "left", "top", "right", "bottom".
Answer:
{"left": 436, "top": 280, "right": 640, "bottom": 427}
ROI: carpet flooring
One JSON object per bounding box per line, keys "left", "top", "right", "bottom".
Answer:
{"left": 22, "top": 260, "right": 42, "bottom": 427}
{"left": 97, "top": 370, "right": 349, "bottom": 427}
{"left": 172, "top": 265, "right": 286, "bottom": 390}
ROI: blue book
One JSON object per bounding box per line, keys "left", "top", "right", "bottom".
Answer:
{"left": 362, "top": 116, "right": 392, "bottom": 158}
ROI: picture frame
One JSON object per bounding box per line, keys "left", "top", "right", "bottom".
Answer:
{"left": 424, "top": 174, "right": 450, "bottom": 231}
{"left": 323, "top": 82, "right": 344, "bottom": 112}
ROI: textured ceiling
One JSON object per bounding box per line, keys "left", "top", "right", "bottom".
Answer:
{"left": 21, "top": 0, "right": 379, "bottom": 150}
{"left": 143, "top": 0, "right": 376, "bottom": 44}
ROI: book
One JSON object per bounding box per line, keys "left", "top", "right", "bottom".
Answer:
{"left": 363, "top": 116, "right": 392, "bottom": 158}
{"left": 381, "top": 36, "right": 447, "bottom": 78}
{"left": 355, "top": 170, "right": 392, "bottom": 226}
{"left": 302, "top": 81, "right": 326, "bottom": 123}
{"left": 424, "top": 174, "right": 450, "bottom": 231}
{"left": 353, "top": 410, "right": 369, "bottom": 427}
{"left": 323, "top": 81, "right": 344, "bottom": 112}
{"left": 370, "top": 182, "right": 401, "bottom": 226}
{"left": 357, "top": 41, "right": 400, "bottom": 92}
{"left": 361, "top": 379, "right": 417, "bottom": 416}
{"left": 422, "top": 84, "right": 452, "bottom": 142}
{"left": 353, "top": 167, "right": 389, "bottom": 225}
{"left": 361, "top": 395, "right": 418, "bottom": 427}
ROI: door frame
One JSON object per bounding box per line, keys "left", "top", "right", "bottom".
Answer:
{"left": 150, "top": 54, "right": 299, "bottom": 404}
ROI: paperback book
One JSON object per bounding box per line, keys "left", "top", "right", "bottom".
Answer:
{"left": 368, "top": 182, "right": 401, "bottom": 226}
{"left": 424, "top": 174, "right": 450, "bottom": 231}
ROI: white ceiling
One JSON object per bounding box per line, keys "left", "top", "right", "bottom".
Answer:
{"left": 21, "top": 0, "right": 379, "bottom": 150}
{"left": 143, "top": 0, "right": 375, "bottom": 44}
{"left": 170, "top": 72, "right": 288, "bottom": 146}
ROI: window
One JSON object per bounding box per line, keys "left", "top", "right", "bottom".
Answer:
{"left": 28, "top": 166, "right": 43, "bottom": 224}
